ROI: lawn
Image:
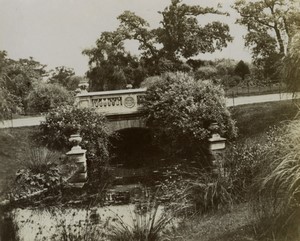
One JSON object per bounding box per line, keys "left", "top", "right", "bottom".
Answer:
{"left": 230, "top": 100, "right": 298, "bottom": 138}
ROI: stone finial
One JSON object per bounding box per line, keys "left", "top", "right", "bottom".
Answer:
{"left": 208, "top": 123, "right": 226, "bottom": 177}
{"left": 78, "top": 79, "right": 89, "bottom": 93}
{"left": 66, "top": 133, "right": 87, "bottom": 188}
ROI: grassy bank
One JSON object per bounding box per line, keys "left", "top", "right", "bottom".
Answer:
{"left": 230, "top": 100, "right": 298, "bottom": 138}
{"left": 0, "top": 127, "right": 38, "bottom": 195}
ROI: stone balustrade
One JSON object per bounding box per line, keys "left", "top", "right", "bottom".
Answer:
{"left": 75, "top": 88, "right": 146, "bottom": 116}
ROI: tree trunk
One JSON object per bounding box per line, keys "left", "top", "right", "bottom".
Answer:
{"left": 274, "top": 25, "right": 285, "bottom": 55}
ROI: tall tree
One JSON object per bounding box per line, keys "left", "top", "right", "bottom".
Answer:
{"left": 83, "top": 31, "right": 146, "bottom": 91}
{"left": 284, "top": 31, "right": 300, "bottom": 92}
{"left": 84, "top": 0, "right": 233, "bottom": 90}
{"left": 234, "top": 60, "right": 250, "bottom": 80}
{"left": 233, "top": 0, "right": 300, "bottom": 78}
{"left": 0, "top": 51, "right": 47, "bottom": 114}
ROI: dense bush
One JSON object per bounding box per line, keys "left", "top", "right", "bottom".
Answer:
{"left": 142, "top": 72, "right": 237, "bottom": 162}
{"left": 26, "top": 83, "right": 73, "bottom": 113}
{"left": 194, "top": 65, "right": 218, "bottom": 81}
{"left": 36, "top": 106, "right": 110, "bottom": 161}
{"left": 35, "top": 106, "right": 111, "bottom": 191}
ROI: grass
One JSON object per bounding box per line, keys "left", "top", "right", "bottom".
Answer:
{"left": 230, "top": 100, "right": 298, "bottom": 138}
{"left": 170, "top": 203, "right": 257, "bottom": 241}
{"left": 252, "top": 119, "right": 300, "bottom": 240}
{"left": 0, "top": 126, "right": 39, "bottom": 196}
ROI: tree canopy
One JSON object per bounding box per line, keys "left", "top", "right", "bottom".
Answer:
{"left": 83, "top": 0, "right": 233, "bottom": 91}
{"left": 0, "top": 51, "right": 47, "bottom": 118}
{"left": 234, "top": 60, "right": 250, "bottom": 80}
{"left": 233, "top": 0, "right": 300, "bottom": 79}
{"left": 284, "top": 31, "right": 300, "bottom": 92}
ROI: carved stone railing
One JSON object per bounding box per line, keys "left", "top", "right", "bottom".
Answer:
{"left": 75, "top": 88, "right": 146, "bottom": 115}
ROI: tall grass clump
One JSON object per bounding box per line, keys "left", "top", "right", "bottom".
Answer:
{"left": 254, "top": 119, "right": 300, "bottom": 240}
{"left": 109, "top": 190, "right": 176, "bottom": 241}
{"left": 19, "top": 147, "right": 61, "bottom": 173}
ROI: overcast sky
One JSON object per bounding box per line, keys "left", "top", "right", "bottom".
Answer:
{"left": 0, "top": 0, "right": 252, "bottom": 75}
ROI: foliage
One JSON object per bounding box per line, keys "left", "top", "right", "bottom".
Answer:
{"left": 142, "top": 72, "right": 236, "bottom": 161}
{"left": 83, "top": 0, "right": 232, "bottom": 90}
{"left": 82, "top": 32, "right": 147, "bottom": 91}
{"left": 36, "top": 106, "right": 110, "bottom": 160}
{"left": 9, "top": 147, "right": 62, "bottom": 199}
{"left": 159, "top": 165, "right": 234, "bottom": 214}
{"left": 234, "top": 60, "right": 250, "bottom": 80}
{"left": 0, "top": 85, "right": 22, "bottom": 121}
{"left": 254, "top": 119, "right": 300, "bottom": 240}
{"left": 0, "top": 51, "right": 47, "bottom": 113}
{"left": 48, "top": 66, "right": 84, "bottom": 91}
{"left": 224, "top": 129, "right": 278, "bottom": 201}
{"left": 233, "top": 0, "right": 300, "bottom": 79}
{"left": 26, "top": 83, "right": 73, "bottom": 114}
{"left": 109, "top": 192, "right": 174, "bottom": 241}
{"left": 18, "top": 146, "right": 61, "bottom": 173}
{"left": 284, "top": 31, "right": 300, "bottom": 92}
{"left": 194, "top": 66, "right": 218, "bottom": 81}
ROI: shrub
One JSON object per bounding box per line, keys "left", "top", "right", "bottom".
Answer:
{"left": 142, "top": 72, "right": 236, "bottom": 162}
{"left": 36, "top": 106, "right": 110, "bottom": 160}
{"left": 194, "top": 66, "right": 218, "bottom": 81}
{"left": 224, "top": 137, "right": 274, "bottom": 201}
{"left": 35, "top": 106, "right": 111, "bottom": 190}
{"left": 26, "top": 83, "right": 73, "bottom": 114}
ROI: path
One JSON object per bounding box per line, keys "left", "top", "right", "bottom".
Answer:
{"left": 0, "top": 92, "right": 298, "bottom": 129}
{"left": 226, "top": 92, "right": 298, "bottom": 107}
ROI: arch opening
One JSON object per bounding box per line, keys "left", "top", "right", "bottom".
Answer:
{"left": 109, "top": 128, "right": 163, "bottom": 169}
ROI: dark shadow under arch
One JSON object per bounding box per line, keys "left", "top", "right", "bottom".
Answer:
{"left": 109, "top": 127, "right": 163, "bottom": 168}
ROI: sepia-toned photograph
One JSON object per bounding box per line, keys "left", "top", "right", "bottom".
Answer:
{"left": 0, "top": 0, "right": 300, "bottom": 240}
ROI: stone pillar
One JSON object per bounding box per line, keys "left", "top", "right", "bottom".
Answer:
{"left": 208, "top": 123, "right": 226, "bottom": 177}
{"left": 66, "top": 134, "right": 87, "bottom": 188}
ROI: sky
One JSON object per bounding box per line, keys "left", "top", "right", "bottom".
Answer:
{"left": 0, "top": 0, "right": 252, "bottom": 76}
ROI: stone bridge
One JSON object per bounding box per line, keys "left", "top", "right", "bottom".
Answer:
{"left": 75, "top": 88, "right": 147, "bottom": 132}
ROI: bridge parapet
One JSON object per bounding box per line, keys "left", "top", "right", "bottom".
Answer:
{"left": 75, "top": 88, "right": 147, "bottom": 116}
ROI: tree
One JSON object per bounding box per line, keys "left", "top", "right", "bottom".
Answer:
{"left": 26, "top": 83, "right": 73, "bottom": 113}
{"left": 284, "top": 31, "right": 300, "bottom": 92}
{"left": 233, "top": 0, "right": 300, "bottom": 79}
{"left": 0, "top": 51, "right": 47, "bottom": 113}
{"left": 83, "top": 31, "right": 147, "bottom": 91}
{"left": 142, "top": 72, "right": 237, "bottom": 163}
{"left": 234, "top": 60, "right": 250, "bottom": 80}
{"left": 84, "top": 0, "right": 233, "bottom": 90}
{"left": 48, "top": 66, "right": 75, "bottom": 89}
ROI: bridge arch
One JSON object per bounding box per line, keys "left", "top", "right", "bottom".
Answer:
{"left": 109, "top": 127, "right": 162, "bottom": 168}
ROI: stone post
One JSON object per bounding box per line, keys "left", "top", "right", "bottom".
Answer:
{"left": 208, "top": 123, "right": 226, "bottom": 177}
{"left": 66, "top": 134, "right": 87, "bottom": 188}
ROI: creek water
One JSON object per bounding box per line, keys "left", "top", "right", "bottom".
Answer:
{"left": 12, "top": 204, "right": 168, "bottom": 241}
